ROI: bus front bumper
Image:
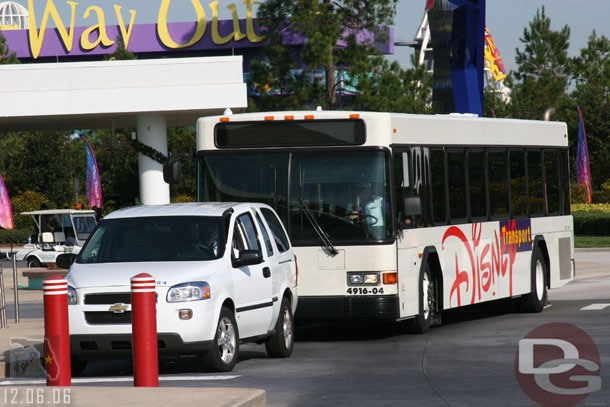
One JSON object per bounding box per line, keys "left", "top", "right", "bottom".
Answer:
{"left": 296, "top": 295, "right": 399, "bottom": 321}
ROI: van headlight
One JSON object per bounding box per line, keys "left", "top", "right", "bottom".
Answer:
{"left": 166, "top": 282, "right": 211, "bottom": 302}
{"left": 67, "top": 286, "right": 77, "bottom": 305}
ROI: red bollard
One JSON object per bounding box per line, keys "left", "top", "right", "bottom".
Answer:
{"left": 43, "top": 276, "right": 71, "bottom": 386}
{"left": 131, "top": 273, "right": 158, "bottom": 387}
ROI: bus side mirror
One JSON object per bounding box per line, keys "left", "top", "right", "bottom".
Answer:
{"left": 163, "top": 161, "right": 182, "bottom": 184}
{"left": 404, "top": 197, "right": 421, "bottom": 217}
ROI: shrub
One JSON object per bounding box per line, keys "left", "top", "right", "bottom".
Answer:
{"left": 571, "top": 183, "right": 590, "bottom": 204}
{"left": 10, "top": 191, "right": 55, "bottom": 229}
{"left": 573, "top": 210, "right": 610, "bottom": 236}
{"left": 0, "top": 227, "right": 34, "bottom": 244}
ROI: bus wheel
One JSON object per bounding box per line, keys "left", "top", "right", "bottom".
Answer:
{"left": 520, "top": 248, "right": 547, "bottom": 313}
{"left": 202, "top": 307, "right": 239, "bottom": 372}
{"left": 413, "top": 264, "right": 436, "bottom": 334}
{"left": 26, "top": 257, "right": 41, "bottom": 268}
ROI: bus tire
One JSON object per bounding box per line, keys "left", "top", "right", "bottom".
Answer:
{"left": 202, "top": 307, "right": 239, "bottom": 372}
{"left": 521, "top": 248, "right": 547, "bottom": 313}
{"left": 265, "top": 297, "right": 294, "bottom": 358}
{"left": 413, "top": 264, "right": 435, "bottom": 334}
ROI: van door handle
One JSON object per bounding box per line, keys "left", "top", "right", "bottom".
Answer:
{"left": 263, "top": 267, "right": 271, "bottom": 278}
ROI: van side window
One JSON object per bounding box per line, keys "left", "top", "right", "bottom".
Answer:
{"left": 261, "top": 208, "right": 290, "bottom": 253}
{"left": 255, "top": 212, "right": 274, "bottom": 256}
{"left": 236, "top": 213, "right": 260, "bottom": 251}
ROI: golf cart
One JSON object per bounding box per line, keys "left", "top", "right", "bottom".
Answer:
{"left": 15, "top": 209, "right": 97, "bottom": 268}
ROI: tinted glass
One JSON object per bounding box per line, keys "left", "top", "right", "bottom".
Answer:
{"left": 468, "top": 150, "right": 486, "bottom": 219}
{"left": 488, "top": 150, "right": 508, "bottom": 217}
{"left": 237, "top": 213, "right": 260, "bottom": 251}
{"left": 447, "top": 150, "right": 467, "bottom": 221}
{"left": 510, "top": 150, "right": 527, "bottom": 217}
{"left": 261, "top": 208, "right": 290, "bottom": 252}
{"left": 430, "top": 149, "right": 446, "bottom": 224}
{"left": 215, "top": 120, "right": 365, "bottom": 147}
{"left": 201, "top": 153, "right": 288, "bottom": 221}
{"left": 290, "top": 151, "right": 391, "bottom": 242}
{"left": 255, "top": 213, "right": 274, "bottom": 256}
{"left": 545, "top": 150, "right": 560, "bottom": 215}
{"left": 527, "top": 150, "right": 544, "bottom": 216}
{"left": 78, "top": 216, "right": 224, "bottom": 263}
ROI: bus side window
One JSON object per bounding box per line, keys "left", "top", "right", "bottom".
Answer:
{"left": 393, "top": 150, "right": 412, "bottom": 228}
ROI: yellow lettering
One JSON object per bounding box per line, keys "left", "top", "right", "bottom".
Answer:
{"left": 157, "top": 0, "right": 206, "bottom": 49}
{"left": 210, "top": 1, "right": 246, "bottom": 45}
{"left": 244, "top": 0, "right": 265, "bottom": 42}
{"left": 80, "top": 6, "right": 114, "bottom": 50}
{"left": 114, "top": 5, "right": 137, "bottom": 48}
{"left": 28, "top": 0, "right": 78, "bottom": 59}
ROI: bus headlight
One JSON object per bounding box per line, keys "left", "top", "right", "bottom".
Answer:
{"left": 347, "top": 272, "right": 379, "bottom": 286}
{"left": 166, "top": 282, "right": 211, "bottom": 302}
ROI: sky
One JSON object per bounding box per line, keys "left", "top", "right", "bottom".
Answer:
{"left": 6, "top": 0, "right": 610, "bottom": 73}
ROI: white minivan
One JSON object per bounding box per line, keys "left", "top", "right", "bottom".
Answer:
{"left": 64, "top": 202, "right": 298, "bottom": 373}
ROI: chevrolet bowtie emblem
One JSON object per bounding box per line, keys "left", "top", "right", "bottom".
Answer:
{"left": 108, "top": 303, "right": 129, "bottom": 313}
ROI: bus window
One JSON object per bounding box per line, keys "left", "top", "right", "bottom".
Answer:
{"left": 488, "top": 150, "right": 508, "bottom": 218}
{"left": 510, "top": 149, "right": 527, "bottom": 217}
{"left": 527, "top": 150, "right": 544, "bottom": 216}
{"left": 468, "top": 149, "right": 486, "bottom": 220}
{"left": 289, "top": 150, "right": 391, "bottom": 243}
{"left": 200, "top": 153, "right": 289, "bottom": 221}
{"left": 447, "top": 149, "right": 467, "bottom": 222}
{"left": 430, "top": 148, "right": 447, "bottom": 225}
{"left": 560, "top": 150, "right": 571, "bottom": 215}
{"left": 544, "top": 150, "right": 561, "bottom": 215}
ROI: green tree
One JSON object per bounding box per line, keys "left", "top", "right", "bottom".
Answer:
{"left": 511, "top": 6, "right": 570, "bottom": 121}
{"left": 167, "top": 126, "right": 197, "bottom": 201}
{"left": 570, "top": 31, "right": 610, "bottom": 192}
{"left": 105, "top": 36, "right": 137, "bottom": 60}
{"left": 253, "top": 0, "right": 398, "bottom": 110}
{"left": 0, "top": 31, "right": 19, "bottom": 64}
{"left": 344, "top": 53, "right": 432, "bottom": 113}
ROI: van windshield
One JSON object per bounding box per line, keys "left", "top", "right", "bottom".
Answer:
{"left": 77, "top": 216, "right": 224, "bottom": 263}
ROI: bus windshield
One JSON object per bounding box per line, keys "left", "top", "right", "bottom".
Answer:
{"left": 200, "top": 150, "right": 392, "bottom": 245}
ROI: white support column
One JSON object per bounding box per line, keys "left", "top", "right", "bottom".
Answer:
{"left": 136, "top": 114, "right": 170, "bottom": 205}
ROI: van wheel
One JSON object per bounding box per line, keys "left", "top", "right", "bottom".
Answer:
{"left": 26, "top": 257, "right": 41, "bottom": 268}
{"left": 520, "top": 248, "right": 547, "bottom": 313}
{"left": 202, "top": 307, "right": 239, "bottom": 372}
{"left": 265, "top": 297, "right": 294, "bottom": 358}
{"left": 413, "top": 264, "right": 436, "bottom": 334}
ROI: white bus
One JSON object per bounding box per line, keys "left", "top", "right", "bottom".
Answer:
{"left": 191, "top": 110, "right": 574, "bottom": 332}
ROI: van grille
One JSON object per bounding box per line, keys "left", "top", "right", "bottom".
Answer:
{"left": 84, "top": 293, "right": 131, "bottom": 305}
{"left": 85, "top": 311, "right": 132, "bottom": 325}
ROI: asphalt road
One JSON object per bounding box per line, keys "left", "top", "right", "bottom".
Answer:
{"left": 3, "top": 252, "right": 610, "bottom": 407}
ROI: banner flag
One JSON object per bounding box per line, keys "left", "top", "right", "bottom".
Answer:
{"left": 575, "top": 106, "right": 592, "bottom": 203}
{"left": 0, "top": 174, "right": 14, "bottom": 230}
{"left": 80, "top": 136, "right": 103, "bottom": 209}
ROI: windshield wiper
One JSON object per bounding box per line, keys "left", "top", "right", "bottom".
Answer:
{"left": 298, "top": 198, "right": 338, "bottom": 255}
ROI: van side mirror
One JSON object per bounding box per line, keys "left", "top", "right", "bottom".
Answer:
{"left": 56, "top": 253, "right": 77, "bottom": 269}
{"left": 232, "top": 250, "right": 263, "bottom": 268}
{"left": 404, "top": 197, "right": 421, "bottom": 217}
{"left": 163, "top": 161, "right": 182, "bottom": 184}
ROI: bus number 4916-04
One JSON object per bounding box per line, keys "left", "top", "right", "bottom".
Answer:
{"left": 347, "top": 287, "right": 384, "bottom": 295}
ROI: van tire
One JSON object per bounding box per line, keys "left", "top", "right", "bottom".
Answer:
{"left": 265, "top": 297, "right": 294, "bottom": 358}
{"left": 202, "top": 307, "right": 239, "bottom": 372}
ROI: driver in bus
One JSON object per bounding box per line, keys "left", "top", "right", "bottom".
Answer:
{"left": 346, "top": 182, "right": 387, "bottom": 239}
